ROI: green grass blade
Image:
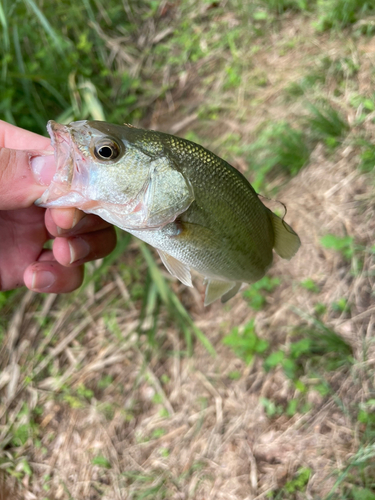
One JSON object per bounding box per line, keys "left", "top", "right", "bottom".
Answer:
{"left": 139, "top": 242, "right": 170, "bottom": 304}
{"left": 139, "top": 242, "right": 215, "bottom": 355}
{"left": 12, "top": 25, "right": 31, "bottom": 102}
{"left": 80, "top": 80, "right": 106, "bottom": 121}
{"left": 0, "top": 0, "right": 10, "bottom": 80}
{"left": 306, "top": 102, "right": 349, "bottom": 139}
{"left": 39, "top": 79, "right": 70, "bottom": 109}
{"left": 23, "top": 0, "right": 64, "bottom": 55}
{"left": 169, "top": 292, "right": 215, "bottom": 356}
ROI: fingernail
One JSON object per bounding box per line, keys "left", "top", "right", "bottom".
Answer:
{"left": 69, "top": 238, "right": 90, "bottom": 264}
{"left": 72, "top": 209, "right": 86, "bottom": 228}
{"left": 56, "top": 225, "right": 70, "bottom": 235}
{"left": 30, "top": 153, "right": 56, "bottom": 186}
{"left": 31, "top": 270, "right": 55, "bottom": 290}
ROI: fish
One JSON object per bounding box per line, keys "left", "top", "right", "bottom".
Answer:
{"left": 36, "top": 120, "right": 301, "bottom": 305}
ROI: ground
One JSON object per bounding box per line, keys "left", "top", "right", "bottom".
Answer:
{"left": 1, "top": 2, "right": 375, "bottom": 499}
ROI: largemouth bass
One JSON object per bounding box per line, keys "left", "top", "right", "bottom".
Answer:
{"left": 36, "top": 120, "right": 301, "bottom": 305}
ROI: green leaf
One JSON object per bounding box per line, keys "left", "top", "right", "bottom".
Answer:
{"left": 91, "top": 456, "right": 111, "bottom": 468}
{"left": 300, "top": 278, "right": 320, "bottom": 293}
{"left": 264, "top": 350, "right": 284, "bottom": 371}
{"left": 320, "top": 234, "right": 355, "bottom": 259}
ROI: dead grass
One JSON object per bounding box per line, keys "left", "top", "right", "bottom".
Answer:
{"left": 1, "top": 5, "right": 375, "bottom": 500}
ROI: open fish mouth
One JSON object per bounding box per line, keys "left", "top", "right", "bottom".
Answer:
{"left": 35, "top": 121, "right": 88, "bottom": 208}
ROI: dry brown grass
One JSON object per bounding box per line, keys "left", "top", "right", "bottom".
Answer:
{"left": 1, "top": 5, "right": 375, "bottom": 500}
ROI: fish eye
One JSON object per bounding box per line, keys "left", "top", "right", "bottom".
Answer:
{"left": 93, "top": 140, "right": 120, "bottom": 161}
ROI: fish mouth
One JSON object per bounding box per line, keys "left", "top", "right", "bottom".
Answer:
{"left": 49, "top": 121, "right": 73, "bottom": 181}
{"left": 35, "top": 120, "right": 88, "bottom": 208}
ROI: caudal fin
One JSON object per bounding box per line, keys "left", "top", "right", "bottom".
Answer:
{"left": 269, "top": 210, "right": 301, "bottom": 259}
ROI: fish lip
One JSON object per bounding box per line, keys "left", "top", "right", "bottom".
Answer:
{"left": 36, "top": 120, "right": 89, "bottom": 207}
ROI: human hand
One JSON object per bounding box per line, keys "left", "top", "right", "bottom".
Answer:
{"left": 0, "top": 120, "right": 117, "bottom": 292}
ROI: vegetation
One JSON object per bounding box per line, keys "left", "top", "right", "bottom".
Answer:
{"left": 1, "top": 0, "right": 375, "bottom": 498}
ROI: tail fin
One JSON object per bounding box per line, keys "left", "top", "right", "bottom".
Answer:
{"left": 269, "top": 209, "right": 301, "bottom": 259}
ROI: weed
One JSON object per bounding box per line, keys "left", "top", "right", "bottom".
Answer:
{"left": 320, "top": 233, "right": 365, "bottom": 276}
{"left": 320, "top": 234, "right": 356, "bottom": 260}
{"left": 0, "top": 0, "right": 160, "bottom": 133}
{"left": 355, "top": 138, "right": 375, "bottom": 172}
{"left": 358, "top": 399, "right": 375, "bottom": 427}
{"left": 315, "top": 302, "right": 327, "bottom": 316}
{"left": 228, "top": 370, "right": 242, "bottom": 380}
{"left": 305, "top": 102, "right": 349, "bottom": 147}
{"left": 97, "top": 375, "right": 114, "bottom": 390}
{"left": 292, "top": 312, "right": 353, "bottom": 369}
{"left": 122, "top": 470, "right": 170, "bottom": 499}
{"left": 243, "top": 276, "right": 281, "bottom": 310}
{"left": 315, "top": 0, "right": 375, "bottom": 31}
{"left": 223, "top": 63, "right": 243, "bottom": 90}
{"left": 139, "top": 243, "right": 215, "bottom": 356}
{"left": 331, "top": 297, "right": 351, "bottom": 313}
{"left": 263, "top": 314, "right": 353, "bottom": 382}
{"left": 260, "top": 397, "right": 283, "bottom": 417}
{"left": 325, "top": 444, "right": 375, "bottom": 499}
{"left": 284, "top": 467, "right": 312, "bottom": 494}
{"left": 223, "top": 320, "right": 269, "bottom": 364}
{"left": 92, "top": 456, "right": 111, "bottom": 468}
{"left": 359, "top": 144, "right": 375, "bottom": 172}
{"left": 246, "top": 121, "right": 311, "bottom": 191}
{"left": 259, "top": 0, "right": 311, "bottom": 14}
{"left": 300, "top": 278, "right": 320, "bottom": 293}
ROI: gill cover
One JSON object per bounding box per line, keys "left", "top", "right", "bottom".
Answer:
{"left": 36, "top": 120, "right": 195, "bottom": 231}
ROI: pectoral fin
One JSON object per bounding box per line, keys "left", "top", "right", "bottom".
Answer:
{"left": 269, "top": 210, "right": 301, "bottom": 259}
{"left": 143, "top": 157, "right": 194, "bottom": 228}
{"left": 204, "top": 279, "right": 240, "bottom": 306}
{"left": 157, "top": 250, "right": 193, "bottom": 287}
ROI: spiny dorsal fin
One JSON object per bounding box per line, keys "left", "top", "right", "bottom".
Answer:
{"left": 269, "top": 209, "right": 301, "bottom": 259}
{"left": 157, "top": 250, "right": 193, "bottom": 287}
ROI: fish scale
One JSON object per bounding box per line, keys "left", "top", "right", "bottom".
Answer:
{"left": 36, "top": 120, "right": 301, "bottom": 305}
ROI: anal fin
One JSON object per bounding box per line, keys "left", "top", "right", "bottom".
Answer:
{"left": 204, "top": 279, "right": 239, "bottom": 306}
{"left": 157, "top": 250, "right": 193, "bottom": 287}
{"left": 221, "top": 282, "right": 242, "bottom": 303}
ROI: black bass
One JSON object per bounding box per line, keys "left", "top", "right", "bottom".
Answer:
{"left": 36, "top": 120, "right": 301, "bottom": 305}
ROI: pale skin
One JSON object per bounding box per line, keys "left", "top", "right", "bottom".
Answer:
{"left": 0, "top": 120, "right": 117, "bottom": 292}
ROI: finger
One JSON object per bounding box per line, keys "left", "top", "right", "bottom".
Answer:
{"left": 23, "top": 250, "right": 84, "bottom": 293}
{"left": 49, "top": 208, "right": 86, "bottom": 230}
{"left": 0, "top": 147, "right": 56, "bottom": 209}
{"left": 52, "top": 226, "right": 117, "bottom": 266}
{"left": 0, "top": 205, "right": 49, "bottom": 291}
{"left": 45, "top": 209, "right": 113, "bottom": 237}
{"left": 0, "top": 120, "right": 51, "bottom": 150}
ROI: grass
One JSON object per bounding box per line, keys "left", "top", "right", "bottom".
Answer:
{"left": 1, "top": 0, "right": 375, "bottom": 498}
{"left": 0, "top": 0, "right": 151, "bottom": 133}
{"left": 305, "top": 101, "right": 350, "bottom": 147}
{"left": 315, "top": 0, "right": 375, "bottom": 31}
{"left": 244, "top": 121, "right": 312, "bottom": 192}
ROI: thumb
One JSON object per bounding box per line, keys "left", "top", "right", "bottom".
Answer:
{"left": 0, "top": 147, "right": 56, "bottom": 210}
